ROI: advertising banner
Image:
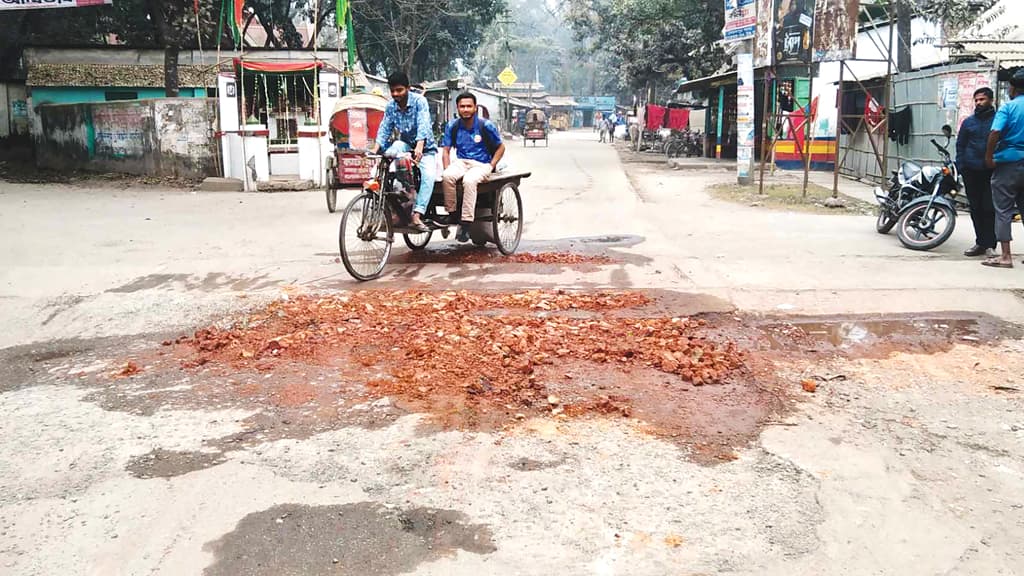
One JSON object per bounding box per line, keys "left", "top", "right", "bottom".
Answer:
{"left": 938, "top": 77, "right": 958, "bottom": 110}
{"left": 812, "top": 0, "right": 859, "bottom": 62}
{"left": 754, "top": 0, "right": 774, "bottom": 67}
{"left": 957, "top": 71, "right": 996, "bottom": 128}
{"left": 775, "top": 0, "right": 813, "bottom": 64}
{"left": 724, "top": 0, "right": 757, "bottom": 42}
{"left": 0, "top": 0, "right": 111, "bottom": 10}
{"left": 737, "top": 53, "right": 756, "bottom": 180}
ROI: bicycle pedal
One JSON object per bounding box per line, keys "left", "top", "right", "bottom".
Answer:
{"left": 440, "top": 228, "right": 451, "bottom": 239}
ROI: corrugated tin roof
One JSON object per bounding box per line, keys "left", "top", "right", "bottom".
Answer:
{"left": 545, "top": 96, "right": 577, "bottom": 107}
{"left": 27, "top": 63, "right": 218, "bottom": 88}
{"left": 674, "top": 70, "right": 736, "bottom": 94}
{"left": 507, "top": 96, "right": 533, "bottom": 108}
{"left": 952, "top": 0, "right": 1024, "bottom": 67}
{"left": 953, "top": 40, "right": 1024, "bottom": 69}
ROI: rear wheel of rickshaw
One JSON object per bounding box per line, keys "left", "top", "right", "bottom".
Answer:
{"left": 339, "top": 191, "right": 392, "bottom": 281}
{"left": 326, "top": 187, "right": 338, "bottom": 213}
{"left": 402, "top": 230, "right": 432, "bottom": 250}
{"left": 325, "top": 158, "right": 338, "bottom": 213}
{"left": 493, "top": 183, "right": 523, "bottom": 255}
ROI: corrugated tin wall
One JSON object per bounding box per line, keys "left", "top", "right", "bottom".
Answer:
{"left": 839, "top": 61, "right": 998, "bottom": 183}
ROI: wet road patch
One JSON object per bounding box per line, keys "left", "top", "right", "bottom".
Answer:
{"left": 203, "top": 502, "right": 495, "bottom": 576}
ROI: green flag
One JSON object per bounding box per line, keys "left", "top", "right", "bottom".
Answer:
{"left": 346, "top": 10, "right": 356, "bottom": 70}
{"left": 336, "top": 0, "right": 347, "bottom": 28}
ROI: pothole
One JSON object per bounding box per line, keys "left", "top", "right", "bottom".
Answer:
{"left": 125, "top": 448, "right": 228, "bottom": 478}
{"left": 202, "top": 502, "right": 496, "bottom": 576}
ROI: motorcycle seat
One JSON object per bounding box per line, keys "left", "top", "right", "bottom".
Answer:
{"left": 900, "top": 161, "right": 922, "bottom": 183}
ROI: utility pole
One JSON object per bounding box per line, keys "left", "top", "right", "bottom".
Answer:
{"left": 497, "top": 18, "right": 514, "bottom": 131}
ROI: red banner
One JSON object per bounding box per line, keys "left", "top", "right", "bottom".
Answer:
{"left": 234, "top": 59, "right": 324, "bottom": 74}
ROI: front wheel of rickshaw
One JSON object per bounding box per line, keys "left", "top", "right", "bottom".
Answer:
{"left": 402, "top": 229, "right": 432, "bottom": 250}
{"left": 339, "top": 191, "right": 392, "bottom": 281}
{"left": 493, "top": 183, "right": 523, "bottom": 255}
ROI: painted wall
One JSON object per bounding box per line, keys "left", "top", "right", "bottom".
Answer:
{"left": 34, "top": 98, "right": 218, "bottom": 179}
{"left": 0, "top": 83, "right": 29, "bottom": 139}
{"left": 30, "top": 86, "right": 205, "bottom": 107}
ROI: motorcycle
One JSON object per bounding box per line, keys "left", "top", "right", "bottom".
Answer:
{"left": 874, "top": 124, "right": 963, "bottom": 251}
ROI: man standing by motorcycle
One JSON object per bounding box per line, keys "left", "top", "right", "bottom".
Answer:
{"left": 957, "top": 87, "right": 997, "bottom": 258}
{"left": 983, "top": 70, "right": 1024, "bottom": 268}
{"left": 368, "top": 71, "right": 437, "bottom": 232}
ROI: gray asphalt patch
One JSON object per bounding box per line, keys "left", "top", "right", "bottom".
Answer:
{"left": 125, "top": 448, "right": 228, "bottom": 479}
{"left": 203, "top": 502, "right": 496, "bottom": 575}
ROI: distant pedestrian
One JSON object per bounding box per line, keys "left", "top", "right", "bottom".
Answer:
{"left": 599, "top": 120, "right": 607, "bottom": 143}
{"left": 957, "top": 86, "right": 997, "bottom": 257}
{"left": 983, "top": 69, "right": 1024, "bottom": 269}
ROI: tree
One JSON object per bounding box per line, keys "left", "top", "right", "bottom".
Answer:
{"left": 467, "top": 0, "right": 621, "bottom": 97}
{"left": 109, "top": 0, "right": 222, "bottom": 96}
{"left": 347, "top": 0, "right": 506, "bottom": 79}
{"left": 0, "top": 0, "right": 227, "bottom": 96}
{"left": 566, "top": 0, "right": 726, "bottom": 95}
{"left": 894, "top": 0, "right": 998, "bottom": 72}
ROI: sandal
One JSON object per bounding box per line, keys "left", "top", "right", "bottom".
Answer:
{"left": 981, "top": 258, "right": 1013, "bottom": 269}
{"left": 408, "top": 219, "right": 430, "bottom": 233}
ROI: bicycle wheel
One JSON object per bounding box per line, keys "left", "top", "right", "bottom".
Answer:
{"left": 339, "top": 191, "right": 392, "bottom": 281}
{"left": 493, "top": 183, "right": 523, "bottom": 255}
{"left": 403, "top": 230, "right": 432, "bottom": 250}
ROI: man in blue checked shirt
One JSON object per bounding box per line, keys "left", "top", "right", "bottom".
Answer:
{"left": 368, "top": 71, "right": 437, "bottom": 232}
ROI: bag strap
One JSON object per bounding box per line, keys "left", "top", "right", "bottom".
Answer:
{"left": 449, "top": 118, "right": 499, "bottom": 157}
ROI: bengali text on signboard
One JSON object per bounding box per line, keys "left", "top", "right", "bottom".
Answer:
{"left": 724, "top": 0, "right": 757, "bottom": 42}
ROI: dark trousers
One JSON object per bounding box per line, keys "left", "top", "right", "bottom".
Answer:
{"left": 962, "top": 168, "right": 996, "bottom": 249}
{"left": 991, "top": 160, "right": 1024, "bottom": 242}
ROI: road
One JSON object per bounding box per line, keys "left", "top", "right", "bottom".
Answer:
{"left": 1, "top": 130, "right": 1023, "bottom": 575}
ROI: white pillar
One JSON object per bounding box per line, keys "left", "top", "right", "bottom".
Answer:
{"left": 241, "top": 125, "right": 269, "bottom": 188}
{"left": 736, "top": 40, "right": 756, "bottom": 185}
{"left": 217, "top": 74, "right": 244, "bottom": 181}
{"left": 298, "top": 128, "right": 326, "bottom": 185}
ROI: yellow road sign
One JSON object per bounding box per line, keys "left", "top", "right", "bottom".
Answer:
{"left": 497, "top": 66, "right": 518, "bottom": 86}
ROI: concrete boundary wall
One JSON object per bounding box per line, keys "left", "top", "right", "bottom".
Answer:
{"left": 34, "top": 98, "right": 219, "bottom": 179}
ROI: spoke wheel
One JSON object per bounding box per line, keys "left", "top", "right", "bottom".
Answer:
{"left": 493, "top": 183, "right": 523, "bottom": 255}
{"left": 402, "top": 229, "right": 432, "bottom": 250}
{"left": 896, "top": 203, "right": 956, "bottom": 251}
{"left": 325, "top": 165, "right": 338, "bottom": 213}
{"left": 339, "top": 191, "right": 392, "bottom": 281}
{"left": 876, "top": 205, "right": 897, "bottom": 234}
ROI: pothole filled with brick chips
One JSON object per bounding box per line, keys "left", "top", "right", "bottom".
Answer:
{"left": 84, "top": 289, "right": 1013, "bottom": 465}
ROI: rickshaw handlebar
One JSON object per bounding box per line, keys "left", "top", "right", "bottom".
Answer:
{"left": 363, "top": 152, "right": 412, "bottom": 160}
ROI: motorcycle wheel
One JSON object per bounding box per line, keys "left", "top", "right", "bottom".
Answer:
{"left": 896, "top": 203, "right": 956, "bottom": 251}
{"left": 875, "top": 206, "right": 897, "bottom": 234}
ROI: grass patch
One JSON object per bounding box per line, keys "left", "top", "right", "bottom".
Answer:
{"left": 708, "top": 182, "right": 875, "bottom": 215}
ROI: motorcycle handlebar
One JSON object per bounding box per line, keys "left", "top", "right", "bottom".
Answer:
{"left": 931, "top": 139, "right": 951, "bottom": 158}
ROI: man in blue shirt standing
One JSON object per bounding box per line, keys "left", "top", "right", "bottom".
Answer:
{"left": 368, "top": 71, "right": 437, "bottom": 232}
{"left": 956, "top": 86, "right": 997, "bottom": 257}
{"left": 983, "top": 70, "right": 1024, "bottom": 268}
{"left": 440, "top": 92, "right": 506, "bottom": 243}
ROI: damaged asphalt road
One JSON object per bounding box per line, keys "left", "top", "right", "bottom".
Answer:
{"left": 2, "top": 293, "right": 1023, "bottom": 575}
{"left": 2, "top": 132, "right": 1024, "bottom": 575}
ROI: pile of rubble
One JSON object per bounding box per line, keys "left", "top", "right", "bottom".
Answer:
{"left": 174, "top": 289, "right": 746, "bottom": 420}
